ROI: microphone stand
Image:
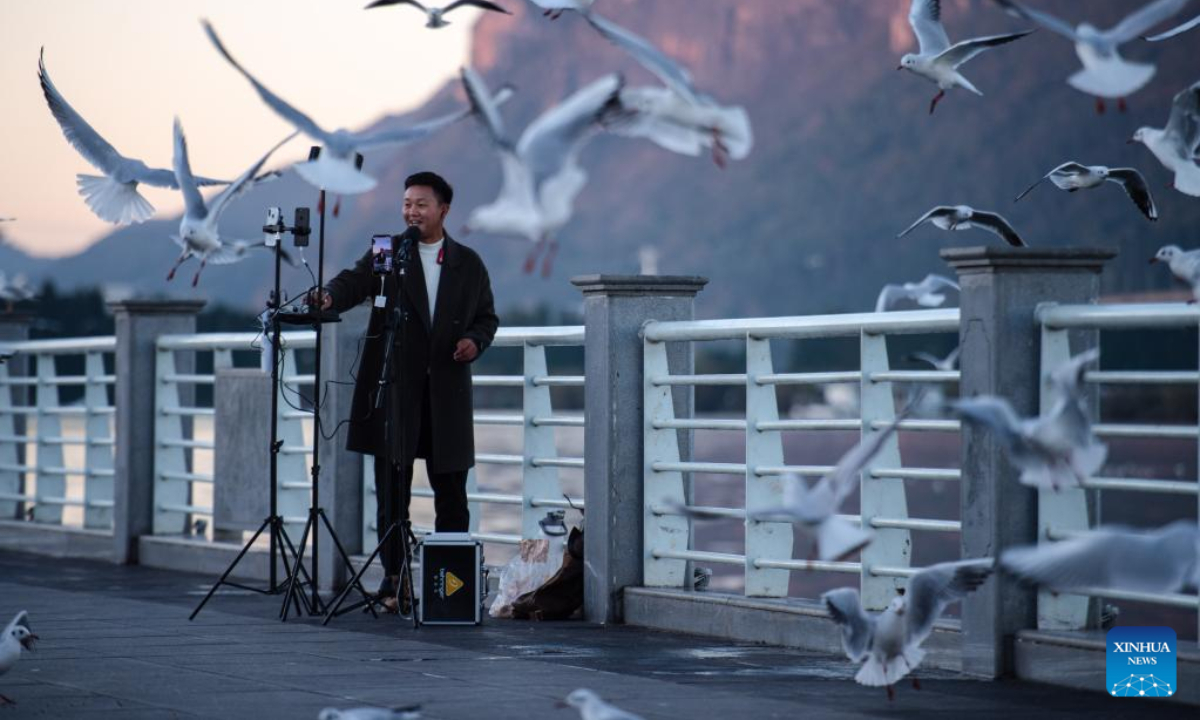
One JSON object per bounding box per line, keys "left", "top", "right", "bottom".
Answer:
{"left": 190, "top": 217, "right": 313, "bottom": 620}
{"left": 280, "top": 183, "right": 377, "bottom": 620}
{"left": 324, "top": 231, "right": 419, "bottom": 627}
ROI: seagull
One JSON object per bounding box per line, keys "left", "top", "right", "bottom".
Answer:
{"left": 584, "top": 12, "right": 752, "bottom": 167}
{"left": 461, "top": 66, "right": 627, "bottom": 276}
{"left": 560, "top": 689, "right": 644, "bottom": 720}
{"left": 669, "top": 401, "right": 924, "bottom": 562}
{"left": 1145, "top": 12, "right": 1200, "bottom": 40}
{"left": 1130, "top": 81, "right": 1200, "bottom": 197}
{"left": 990, "top": 0, "right": 1189, "bottom": 112}
{"left": 0, "top": 273, "right": 36, "bottom": 311}
{"left": 875, "top": 274, "right": 960, "bottom": 313}
{"left": 954, "top": 349, "right": 1107, "bottom": 491}
{"left": 204, "top": 20, "right": 475, "bottom": 195}
{"left": 908, "top": 345, "right": 961, "bottom": 373}
{"left": 906, "top": 345, "right": 961, "bottom": 418}
{"left": 525, "top": 0, "right": 595, "bottom": 20}
{"left": 823, "top": 560, "right": 993, "bottom": 700}
{"left": 38, "top": 49, "right": 232, "bottom": 225}
{"left": 1150, "top": 245, "right": 1200, "bottom": 302}
{"left": 1001, "top": 521, "right": 1199, "bottom": 595}
{"left": 898, "top": 205, "right": 1026, "bottom": 247}
{"left": 364, "top": 0, "right": 511, "bottom": 28}
{"left": 1015, "top": 162, "right": 1157, "bottom": 221}
{"left": 168, "top": 118, "right": 295, "bottom": 286}
{"left": 1, "top": 611, "right": 38, "bottom": 706}
{"left": 318, "top": 705, "right": 421, "bottom": 720}
{"left": 899, "top": 0, "right": 1034, "bottom": 115}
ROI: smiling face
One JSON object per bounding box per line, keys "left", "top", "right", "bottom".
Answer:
{"left": 403, "top": 185, "right": 450, "bottom": 243}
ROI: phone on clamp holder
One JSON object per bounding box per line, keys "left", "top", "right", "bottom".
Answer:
{"left": 371, "top": 234, "right": 394, "bottom": 275}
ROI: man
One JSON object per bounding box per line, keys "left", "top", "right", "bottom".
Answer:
{"left": 315, "top": 171, "right": 498, "bottom": 612}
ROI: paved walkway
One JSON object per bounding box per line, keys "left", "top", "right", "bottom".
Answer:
{"left": 0, "top": 551, "right": 1188, "bottom": 719}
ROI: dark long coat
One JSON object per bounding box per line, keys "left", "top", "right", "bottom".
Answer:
{"left": 325, "top": 234, "right": 499, "bottom": 473}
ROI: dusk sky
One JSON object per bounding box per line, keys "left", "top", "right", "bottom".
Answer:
{"left": 0, "top": 0, "right": 480, "bottom": 257}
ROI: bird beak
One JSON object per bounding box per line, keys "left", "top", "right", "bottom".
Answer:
{"left": 896, "top": 65, "right": 904, "bottom": 71}
{"left": 1149, "top": 257, "right": 1159, "bottom": 264}
{"left": 554, "top": 702, "right": 569, "bottom": 709}
{"left": 1126, "top": 138, "right": 1136, "bottom": 144}
{"left": 20, "top": 634, "right": 38, "bottom": 651}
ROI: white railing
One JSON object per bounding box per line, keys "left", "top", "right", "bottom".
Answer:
{"left": 153, "top": 331, "right": 315, "bottom": 538}
{"left": 362, "top": 326, "right": 586, "bottom": 556}
{"left": 643, "top": 309, "right": 961, "bottom": 610}
{"left": 0, "top": 337, "right": 117, "bottom": 531}
{"left": 1036, "top": 302, "right": 1200, "bottom": 636}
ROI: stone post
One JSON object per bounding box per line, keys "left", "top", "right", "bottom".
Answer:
{"left": 108, "top": 299, "right": 205, "bottom": 564}
{"left": 0, "top": 314, "right": 33, "bottom": 521}
{"left": 572, "top": 275, "right": 708, "bottom": 624}
{"left": 942, "top": 246, "right": 1114, "bottom": 678}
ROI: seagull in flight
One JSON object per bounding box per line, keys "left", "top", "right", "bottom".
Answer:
{"left": 38, "top": 48, "right": 231, "bottom": 225}
{"left": 1145, "top": 12, "right": 1200, "bottom": 40}
{"left": 954, "top": 349, "right": 1106, "bottom": 491}
{"left": 1015, "top": 162, "right": 1157, "bottom": 221}
{"left": 899, "top": 0, "right": 1033, "bottom": 115}
{"left": 898, "top": 205, "right": 1026, "bottom": 247}
{"left": 461, "top": 66, "right": 627, "bottom": 276}
{"left": 1150, "top": 245, "right": 1200, "bottom": 302}
{"left": 365, "top": 0, "right": 511, "bottom": 29}
{"left": 990, "top": 0, "right": 1189, "bottom": 112}
{"left": 1001, "top": 521, "right": 1199, "bottom": 596}
{"left": 824, "top": 560, "right": 993, "bottom": 700}
{"left": 1130, "top": 80, "right": 1200, "bottom": 197}
{"left": 584, "top": 12, "right": 752, "bottom": 167}
{"left": 875, "top": 274, "right": 960, "bottom": 313}
{"left": 526, "top": 0, "right": 595, "bottom": 20}
{"left": 168, "top": 119, "right": 295, "bottom": 286}
{"left": 204, "top": 20, "right": 474, "bottom": 195}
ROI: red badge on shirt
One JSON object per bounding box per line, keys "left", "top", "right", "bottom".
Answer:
{"left": 437, "top": 247, "right": 444, "bottom": 265}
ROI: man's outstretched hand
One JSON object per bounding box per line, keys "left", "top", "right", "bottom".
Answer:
{"left": 453, "top": 338, "right": 479, "bottom": 363}
{"left": 307, "top": 289, "right": 334, "bottom": 311}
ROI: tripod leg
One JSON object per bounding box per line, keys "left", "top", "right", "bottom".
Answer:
{"left": 271, "top": 520, "right": 312, "bottom": 616}
{"left": 316, "top": 509, "right": 378, "bottom": 617}
{"left": 323, "top": 523, "right": 396, "bottom": 625}
{"left": 189, "top": 516, "right": 272, "bottom": 621}
{"left": 281, "top": 513, "right": 314, "bottom": 621}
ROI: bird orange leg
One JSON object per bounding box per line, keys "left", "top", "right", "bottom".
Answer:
{"left": 1117, "top": 97, "right": 1127, "bottom": 113}
{"left": 166, "top": 253, "right": 188, "bottom": 282}
{"left": 191, "top": 259, "right": 207, "bottom": 288}
{"left": 711, "top": 128, "right": 729, "bottom": 169}
{"left": 523, "top": 239, "right": 544, "bottom": 274}
{"left": 540, "top": 238, "right": 559, "bottom": 278}
{"left": 333, "top": 196, "right": 342, "bottom": 218}
{"left": 886, "top": 685, "right": 895, "bottom": 702}
{"left": 912, "top": 676, "right": 922, "bottom": 691}
{"left": 928, "top": 90, "right": 945, "bottom": 115}
{"left": 1095, "top": 97, "right": 1106, "bottom": 114}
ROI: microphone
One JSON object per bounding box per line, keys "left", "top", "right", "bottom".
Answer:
{"left": 394, "top": 225, "right": 422, "bottom": 264}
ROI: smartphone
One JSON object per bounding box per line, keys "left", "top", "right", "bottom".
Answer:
{"left": 371, "top": 234, "right": 394, "bottom": 275}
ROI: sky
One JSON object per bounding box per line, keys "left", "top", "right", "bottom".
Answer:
{"left": 0, "top": 0, "right": 479, "bottom": 258}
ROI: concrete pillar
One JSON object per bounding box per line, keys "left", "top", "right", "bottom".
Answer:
{"left": 108, "top": 299, "right": 205, "bottom": 564}
{"left": 213, "top": 369, "right": 272, "bottom": 542}
{"left": 572, "top": 275, "right": 707, "bottom": 624}
{"left": 316, "top": 309, "right": 370, "bottom": 589}
{"left": 942, "top": 246, "right": 1114, "bottom": 678}
{"left": 0, "top": 314, "right": 33, "bottom": 521}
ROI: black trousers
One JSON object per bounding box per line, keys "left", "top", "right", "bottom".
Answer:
{"left": 373, "top": 383, "right": 469, "bottom": 575}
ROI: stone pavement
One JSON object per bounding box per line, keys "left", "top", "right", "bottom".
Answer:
{"left": 0, "top": 551, "right": 1189, "bottom": 719}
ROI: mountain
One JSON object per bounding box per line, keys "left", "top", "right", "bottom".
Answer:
{"left": 16, "top": 0, "right": 1200, "bottom": 318}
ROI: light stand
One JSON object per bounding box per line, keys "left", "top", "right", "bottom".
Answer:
{"left": 190, "top": 207, "right": 315, "bottom": 620}
{"left": 324, "top": 229, "right": 419, "bottom": 627}
{"left": 280, "top": 147, "right": 376, "bottom": 620}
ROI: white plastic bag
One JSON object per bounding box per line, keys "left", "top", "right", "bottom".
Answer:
{"left": 489, "top": 537, "right": 565, "bottom": 618}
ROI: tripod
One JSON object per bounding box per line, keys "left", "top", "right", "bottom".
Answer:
{"left": 325, "top": 231, "right": 419, "bottom": 627}
{"left": 190, "top": 216, "right": 313, "bottom": 620}
{"left": 280, "top": 182, "right": 376, "bottom": 620}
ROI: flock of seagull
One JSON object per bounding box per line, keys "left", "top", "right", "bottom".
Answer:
{"left": 3, "top": 0, "right": 1200, "bottom": 713}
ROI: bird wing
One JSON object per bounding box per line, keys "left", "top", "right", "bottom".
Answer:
{"left": 445, "top": 0, "right": 512, "bottom": 14}
{"left": 1145, "top": 12, "right": 1200, "bottom": 40}
{"left": 354, "top": 107, "right": 472, "bottom": 149}
{"left": 1164, "top": 81, "right": 1200, "bottom": 158}
{"left": 461, "top": 66, "right": 510, "bottom": 146}
{"left": 1048, "top": 348, "right": 1098, "bottom": 399}
{"left": 954, "top": 396, "right": 1024, "bottom": 436}
{"left": 365, "top": 0, "right": 428, "bottom": 11}
{"left": 207, "top": 132, "right": 297, "bottom": 222}
{"left": 815, "top": 400, "right": 918, "bottom": 509}
{"left": 206, "top": 240, "right": 260, "bottom": 266}
{"left": 822, "top": 588, "right": 874, "bottom": 662}
{"left": 38, "top": 48, "right": 126, "bottom": 176}
{"left": 203, "top": 21, "right": 330, "bottom": 144}
{"left": 917, "top": 273, "right": 960, "bottom": 293}
{"left": 906, "top": 560, "right": 993, "bottom": 646}
{"left": 1106, "top": 0, "right": 1189, "bottom": 43}
{"left": 172, "top": 118, "right": 208, "bottom": 221}
{"left": 3, "top": 611, "right": 29, "bottom": 638}
{"left": 897, "top": 206, "right": 954, "bottom": 238}
{"left": 1107, "top": 168, "right": 1158, "bottom": 221}
{"left": 908, "top": 0, "right": 951, "bottom": 55}
{"left": 874, "top": 284, "right": 906, "bottom": 313}
{"left": 989, "top": 0, "right": 1079, "bottom": 41}
{"left": 585, "top": 12, "right": 699, "bottom": 104}
{"left": 941, "top": 344, "right": 962, "bottom": 370}
{"left": 970, "top": 210, "right": 1026, "bottom": 247}
{"left": 936, "top": 30, "right": 1034, "bottom": 69}
{"left": 1015, "top": 162, "right": 1087, "bottom": 201}
{"left": 517, "top": 74, "right": 623, "bottom": 189}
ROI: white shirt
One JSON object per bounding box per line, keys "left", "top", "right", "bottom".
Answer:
{"left": 418, "top": 237, "right": 444, "bottom": 323}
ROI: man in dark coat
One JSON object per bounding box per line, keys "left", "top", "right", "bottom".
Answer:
{"left": 315, "top": 171, "right": 498, "bottom": 608}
